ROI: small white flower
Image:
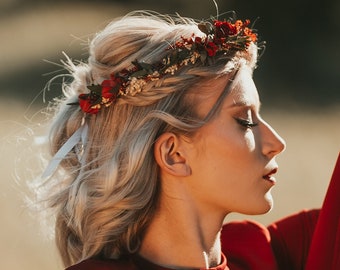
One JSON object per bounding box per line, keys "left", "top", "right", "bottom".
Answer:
{"left": 164, "top": 65, "right": 178, "bottom": 75}
{"left": 191, "top": 51, "right": 200, "bottom": 64}
{"left": 126, "top": 77, "right": 147, "bottom": 96}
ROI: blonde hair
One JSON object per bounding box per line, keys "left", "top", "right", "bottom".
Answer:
{"left": 44, "top": 11, "right": 258, "bottom": 267}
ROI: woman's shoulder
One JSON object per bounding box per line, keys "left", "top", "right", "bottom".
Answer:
{"left": 66, "top": 257, "right": 137, "bottom": 270}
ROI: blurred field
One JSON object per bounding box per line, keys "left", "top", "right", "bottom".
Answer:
{"left": 0, "top": 99, "right": 339, "bottom": 270}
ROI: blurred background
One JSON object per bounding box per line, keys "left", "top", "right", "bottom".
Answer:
{"left": 0, "top": 0, "right": 339, "bottom": 269}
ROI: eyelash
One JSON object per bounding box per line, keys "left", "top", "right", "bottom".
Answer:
{"left": 235, "top": 118, "right": 259, "bottom": 128}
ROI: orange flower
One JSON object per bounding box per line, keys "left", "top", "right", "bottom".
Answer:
{"left": 235, "top": 20, "right": 243, "bottom": 32}
{"left": 244, "top": 27, "right": 257, "bottom": 43}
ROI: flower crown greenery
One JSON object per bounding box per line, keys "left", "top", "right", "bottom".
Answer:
{"left": 76, "top": 18, "right": 258, "bottom": 114}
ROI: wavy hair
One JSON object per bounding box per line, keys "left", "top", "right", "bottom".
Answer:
{"left": 43, "top": 11, "right": 259, "bottom": 267}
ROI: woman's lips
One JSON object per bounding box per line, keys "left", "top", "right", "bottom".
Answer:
{"left": 263, "top": 168, "right": 278, "bottom": 184}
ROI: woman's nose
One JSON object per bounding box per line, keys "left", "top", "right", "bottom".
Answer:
{"left": 260, "top": 121, "right": 286, "bottom": 158}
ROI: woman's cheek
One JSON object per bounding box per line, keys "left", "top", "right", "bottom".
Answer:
{"left": 244, "top": 131, "right": 256, "bottom": 152}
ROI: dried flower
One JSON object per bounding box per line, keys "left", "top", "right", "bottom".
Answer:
{"left": 74, "top": 18, "right": 258, "bottom": 114}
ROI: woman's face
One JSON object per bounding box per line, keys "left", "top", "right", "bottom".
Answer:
{"left": 184, "top": 67, "right": 286, "bottom": 216}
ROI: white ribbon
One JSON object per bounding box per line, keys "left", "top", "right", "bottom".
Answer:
{"left": 42, "top": 123, "right": 88, "bottom": 179}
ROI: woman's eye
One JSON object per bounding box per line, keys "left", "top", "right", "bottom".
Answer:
{"left": 235, "top": 118, "right": 259, "bottom": 128}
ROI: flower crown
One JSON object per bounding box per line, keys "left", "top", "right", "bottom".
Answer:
{"left": 76, "top": 18, "right": 257, "bottom": 114}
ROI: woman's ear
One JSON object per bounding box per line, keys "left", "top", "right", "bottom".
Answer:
{"left": 154, "top": 133, "right": 191, "bottom": 177}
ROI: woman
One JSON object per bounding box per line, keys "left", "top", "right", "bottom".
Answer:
{"left": 41, "top": 11, "right": 339, "bottom": 270}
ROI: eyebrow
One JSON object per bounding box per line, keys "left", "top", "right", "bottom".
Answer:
{"left": 229, "top": 99, "right": 262, "bottom": 110}
{"left": 232, "top": 100, "right": 251, "bottom": 106}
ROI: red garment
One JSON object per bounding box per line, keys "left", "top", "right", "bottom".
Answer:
{"left": 267, "top": 209, "right": 319, "bottom": 270}
{"left": 305, "top": 152, "right": 340, "bottom": 270}
{"left": 66, "top": 153, "right": 340, "bottom": 270}
{"left": 221, "top": 219, "right": 279, "bottom": 270}
{"left": 222, "top": 210, "right": 319, "bottom": 270}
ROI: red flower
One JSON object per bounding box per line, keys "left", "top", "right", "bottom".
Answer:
{"left": 194, "top": 36, "right": 203, "bottom": 44}
{"left": 214, "top": 20, "right": 238, "bottom": 38}
{"left": 101, "top": 78, "right": 117, "bottom": 100}
{"left": 206, "top": 42, "right": 219, "bottom": 56}
{"left": 78, "top": 75, "right": 121, "bottom": 114}
{"left": 78, "top": 92, "right": 101, "bottom": 114}
{"left": 243, "top": 19, "right": 251, "bottom": 27}
{"left": 213, "top": 19, "right": 257, "bottom": 48}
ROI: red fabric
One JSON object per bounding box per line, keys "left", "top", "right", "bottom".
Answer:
{"left": 267, "top": 209, "right": 319, "bottom": 270}
{"left": 305, "top": 152, "right": 340, "bottom": 270}
{"left": 221, "top": 220, "right": 278, "bottom": 270}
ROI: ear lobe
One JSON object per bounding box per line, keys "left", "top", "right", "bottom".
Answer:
{"left": 154, "top": 133, "right": 191, "bottom": 177}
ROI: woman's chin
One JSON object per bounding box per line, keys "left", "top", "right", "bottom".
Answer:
{"left": 242, "top": 194, "right": 274, "bottom": 215}
{"left": 262, "top": 192, "right": 274, "bottom": 213}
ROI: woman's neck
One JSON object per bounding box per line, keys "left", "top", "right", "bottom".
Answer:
{"left": 139, "top": 182, "right": 226, "bottom": 269}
